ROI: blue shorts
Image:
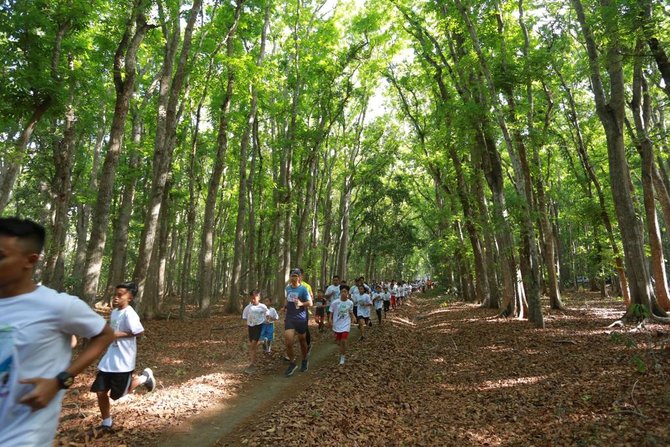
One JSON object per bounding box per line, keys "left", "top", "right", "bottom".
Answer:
{"left": 260, "top": 323, "right": 274, "bottom": 341}
{"left": 284, "top": 319, "right": 308, "bottom": 334}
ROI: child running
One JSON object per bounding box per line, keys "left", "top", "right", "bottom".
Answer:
{"left": 355, "top": 284, "right": 373, "bottom": 340}
{"left": 241, "top": 289, "right": 268, "bottom": 374}
{"left": 260, "top": 297, "right": 279, "bottom": 354}
{"left": 328, "top": 285, "right": 356, "bottom": 365}
{"left": 382, "top": 285, "right": 391, "bottom": 313}
{"left": 372, "top": 284, "right": 384, "bottom": 325}
{"left": 90, "top": 282, "right": 156, "bottom": 434}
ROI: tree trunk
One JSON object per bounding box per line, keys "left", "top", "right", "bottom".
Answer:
{"left": 81, "top": 2, "right": 152, "bottom": 303}
{"left": 630, "top": 44, "right": 670, "bottom": 311}
{"left": 572, "top": 0, "right": 666, "bottom": 319}
{"left": 72, "top": 113, "right": 105, "bottom": 290}
{"left": 228, "top": 0, "right": 263, "bottom": 313}
{"left": 44, "top": 88, "right": 76, "bottom": 290}
{"left": 134, "top": 0, "right": 202, "bottom": 312}
{"left": 556, "top": 66, "right": 630, "bottom": 305}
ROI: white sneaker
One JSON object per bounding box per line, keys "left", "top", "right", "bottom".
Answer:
{"left": 339, "top": 355, "right": 345, "bottom": 365}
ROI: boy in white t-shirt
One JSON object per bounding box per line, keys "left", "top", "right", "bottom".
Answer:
{"left": 328, "top": 285, "right": 355, "bottom": 365}
{"left": 0, "top": 217, "right": 114, "bottom": 447}
{"left": 355, "top": 285, "right": 373, "bottom": 341}
{"left": 90, "top": 282, "right": 156, "bottom": 433}
{"left": 371, "top": 284, "right": 384, "bottom": 325}
{"left": 242, "top": 290, "right": 268, "bottom": 373}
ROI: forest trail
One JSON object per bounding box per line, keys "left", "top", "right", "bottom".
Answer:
{"left": 160, "top": 340, "right": 339, "bottom": 447}
{"left": 57, "top": 291, "right": 670, "bottom": 447}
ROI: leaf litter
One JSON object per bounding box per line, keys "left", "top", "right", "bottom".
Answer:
{"left": 56, "top": 291, "right": 670, "bottom": 446}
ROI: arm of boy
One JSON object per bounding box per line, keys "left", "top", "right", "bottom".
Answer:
{"left": 19, "top": 325, "right": 114, "bottom": 411}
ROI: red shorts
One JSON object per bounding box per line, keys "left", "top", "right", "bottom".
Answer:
{"left": 334, "top": 331, "right": 349, "bottom": 341}
{"left": 390, "top": 296, "right": 396, "bottom": 305}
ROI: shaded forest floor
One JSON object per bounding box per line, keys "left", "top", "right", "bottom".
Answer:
{"left": 56, "top": 290, "right": 670, "bottom": 447}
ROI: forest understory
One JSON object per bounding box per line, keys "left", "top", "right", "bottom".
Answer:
{"left": 56, "top": 290, "right": 670, "bottom": 447}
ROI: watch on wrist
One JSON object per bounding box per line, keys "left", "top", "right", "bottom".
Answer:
{"left": 56, "top": 371, "right": 74, "bottom": 389}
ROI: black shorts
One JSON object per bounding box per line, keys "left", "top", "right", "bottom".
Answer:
{"left": 285, "top": 319, "right": 308, "bottom": 334}
{"left": 357, "top": 316, "right": 370, "bottom": 323}
{"left": 91, "top": 371, "right": 133, "bottom": 400}
{"left": 248, "top": 324, "right": 263, "bottom": 341}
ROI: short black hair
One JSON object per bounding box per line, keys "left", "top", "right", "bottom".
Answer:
{"left": 340, "top": 284, "right": 350, "bottom": 291}
{"left": 116, "top": 281, "right": 138, "bottom": 297}
{"left": 0, "top": 217, "right": 45, "bottom": 254}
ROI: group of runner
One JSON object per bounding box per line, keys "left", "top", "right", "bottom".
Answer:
{"left": 241, "top": 269, "right": 418, "bottom": 375}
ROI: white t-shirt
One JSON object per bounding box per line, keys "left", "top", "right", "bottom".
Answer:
{"left": 382, "top": 291, "right": 391, "bottom": 302}
{"left": 371, "top": 292, "right": 384, "bottom": 310}
{"left": 242, "top": 303, "right": 268, "bottom": 327}
{"left": 265, "top": 307, "right": 279, "bottom": 323}
{"left": 97, "top": 306, "right": 144, "bottom": 373}
{"left": 324, "top": 284, "right": 340, "bottom": 306}
{"left": 329, "top": 299, "right": 354, "bottom": 333}
{"left": 356, "top": 294, "right": 372, "bottom": 318}
{"left": 0, "top": 286, "right": 106, "bottom": 447}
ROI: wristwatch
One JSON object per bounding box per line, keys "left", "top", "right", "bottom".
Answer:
{"left": 56, "top": 371, "right": 74, "bottom": 389}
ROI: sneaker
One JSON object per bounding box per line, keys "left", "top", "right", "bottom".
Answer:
{"left": 283, "top": 355, "right": 291, "bottom": 362}
{"left": 285, "top": 362, "right": 298, "bottom": 377}
{"left": 339, "top": 355, "right": 345, "bottom": 365}
{"left": 244, "top": 365, "right": 257, "bottom": 374}
{"left": 300, "top": 359, "right": 309, "bottom": 372}
{"left": 142, "top": 368, "right": 156, "bottom": 392}
{"left": 88, "top": 424, "right": 114, "bottom": 438}
{"left": 262, "top": 339, "right": 269, "bottom": 352}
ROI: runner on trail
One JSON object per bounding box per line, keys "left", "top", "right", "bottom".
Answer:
{"left": 382, "top": 285, "right": 391, "bottom": 313}
{"left": 90, "top": 282, "right": 156, "bottom": 433}
{"left": 314, "top": 289, "right": 327, "bottom": 332}
{"left": 355, "top": 284, "right": 372, "bottom": 340}
{"left": 324, "top": 275, "right": 341, "bottom": 325}
{"left": 241, "top": 290, "right": 268, "bottom": 374}
{"left": 0, "top": 218, "right": 114, "bottom": 446}
{"left": 260, "top": 297, "right": 279, "bottom": 354}
{"left": 372, "top": 284, "right": 384, "bottom": 325}
{"left": 350, "top": 277, "right": 363, "bottom": 318}
{"left": 283, "top": 269, "right": 312, "bottom": 376}
{"left": 328, "top": 285, "right": 355, "bottom": 365}
{"left": 389, "top": 280, "right": 397, "bottom": 310}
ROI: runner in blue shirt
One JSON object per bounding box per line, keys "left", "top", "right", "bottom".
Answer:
{"left": 283, "top": 268, "right": 312, "bottom": 376}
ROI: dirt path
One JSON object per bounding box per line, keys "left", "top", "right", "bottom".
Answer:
{"left": 161, "top": 340, "right": 338, "bottom": 446}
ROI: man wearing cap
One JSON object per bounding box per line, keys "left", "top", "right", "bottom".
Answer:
{"left": 283, "top": 268, "right": 312, "bottom": 376}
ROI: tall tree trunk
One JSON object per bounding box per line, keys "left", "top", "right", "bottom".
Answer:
{"left": 104, "top": 148, "right": 140, "bottom": 302}
{"left": 195, "top": 1, "right": 243, "bottom": 313}
{"left": 44, "top": 82, "right": 76, "bottom": 290}
{"left": 72, "top": 113, "right": 106, "bottom": 289}
{"left": 134, "top": 0, "right": 202, "bottom": 312}
{"left": 556, "top": 67, "right": 630, "bottom": 305}
{"left": 228, "top": 0, "right": 264, "bottom": 313}
{"left": 630, "top": 44, "right": 670, "bottom": 311}
{"left": 572, "top": 0, "right": 666, "bottom": 319}
{"left": 81, "top": 2, "right": 152, "bottom": 303}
